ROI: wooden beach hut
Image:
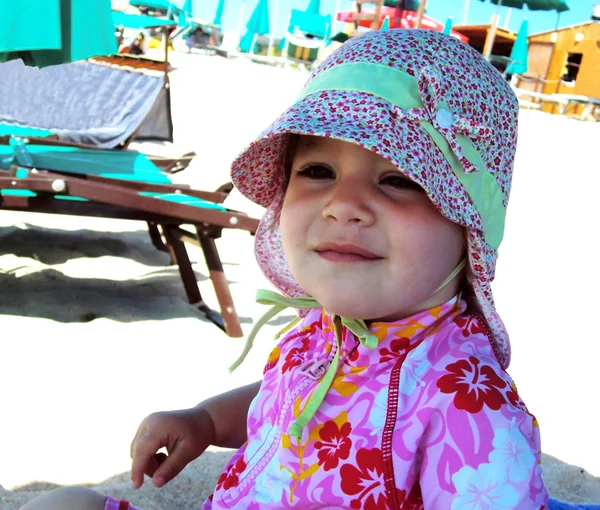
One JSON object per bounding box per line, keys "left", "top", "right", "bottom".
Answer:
{"left": 452, "top": 23, "right": 517, "bottom": 63}
{"left": 514, "top": 20, "right": 600, "bottom": 116}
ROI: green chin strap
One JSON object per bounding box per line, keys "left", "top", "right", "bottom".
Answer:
{"left": 230, "top": 258, "right": 466, "bottom": 440}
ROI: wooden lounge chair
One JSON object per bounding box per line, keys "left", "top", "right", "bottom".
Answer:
{"left": 0, "top": 137, "right": 259, "bottom": 337}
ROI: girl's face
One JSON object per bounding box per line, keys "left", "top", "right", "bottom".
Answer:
{"left": 279, "top": 136, "right": 465, "bottom": 321}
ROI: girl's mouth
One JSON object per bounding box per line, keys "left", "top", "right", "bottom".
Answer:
{"left": 315, "top": 243, "right": 382, "bottom": 263}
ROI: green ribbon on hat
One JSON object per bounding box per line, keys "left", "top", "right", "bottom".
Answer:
{"left": 229, "top": 259, "right": 466, "bottom": 440}
{"left": 296, "top": 62, "right": 506, "bottom": 251}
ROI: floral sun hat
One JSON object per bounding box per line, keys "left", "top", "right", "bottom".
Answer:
{"left": 231, "top": 29, "right": 519, "bottom": 369}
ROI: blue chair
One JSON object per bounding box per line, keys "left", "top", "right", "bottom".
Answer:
{"left": 549, "top": 499, "right": 600, "bottom": 509}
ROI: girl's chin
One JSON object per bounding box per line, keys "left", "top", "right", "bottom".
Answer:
{"left": 315, "top": 298, "right": 406, "bottom": 322}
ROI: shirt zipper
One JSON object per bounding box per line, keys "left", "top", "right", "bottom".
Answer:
{"left": 229, "top": 339, "right": 339, "bottom": 500}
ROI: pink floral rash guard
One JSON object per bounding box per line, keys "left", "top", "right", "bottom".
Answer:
{"left": 204, "top": 296, "right": 549, "bottom": 509}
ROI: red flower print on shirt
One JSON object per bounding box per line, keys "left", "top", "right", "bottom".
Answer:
{"left": 456, "top": 315, "right": 485, "bottom": 337}
{"left": 281, "top": 338, "right": 310, "bottom": 373}
{"left": 506, "top": 384, "right": 529, "bottom": 412}
{"left": 437, "top": 356, "right": 507, "bottom": 413}
{"left": 315, "top": 421, "right": 352, "bottom": 471}
{"left": 379, "top": 337, "right": 412, "bottom": 363}
{"left": 397, "top": 483, "right": 424, "bottom": 510}
{"left": 215, "top": 457, "right": 247, "bottom": 491}
{"left": 340, "top": 448, "right": 387, "bottom": 509}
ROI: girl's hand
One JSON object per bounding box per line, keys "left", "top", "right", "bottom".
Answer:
{"left": 130, "top": 407, "right": 216, "bottom": 489}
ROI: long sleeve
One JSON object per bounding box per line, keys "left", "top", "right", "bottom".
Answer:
{"left": 418, "top": 355, "right": 549, "bottom": 509}
{"left": 389, "top": 312, "right": 549, "bottom": 510}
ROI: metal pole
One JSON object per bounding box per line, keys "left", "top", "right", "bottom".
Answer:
{"left": 415, "top": 0, "right": 427, "bottom": 29}
{"left": 237, "top": 0, "right": 247, "bottom": 39}
{"left": 334, "top": 0, "right": 343, "bottom": 34}
{"left": 503, "top": 7, "right": 511, "bottom": 29}
{"left": 250, "top": 32, "right": 258, "bottom": 55}
{"left": 268, "top": 0, "right": 277, "bottom": 58}
{"left": 462, "top": 0, "right": 470, "bottom": 25}
{"left": 483, "top": 0, "right": 502, "bottom": 60}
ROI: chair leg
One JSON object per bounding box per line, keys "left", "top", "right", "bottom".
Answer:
{"left": 147, "top": 222, "right": 170, "bottom": 254}
{"left": 162, "top": 224, "right": 202, "bottom": 305}
{"left": 197, "top": 227, "right": 244, "bottom": 338}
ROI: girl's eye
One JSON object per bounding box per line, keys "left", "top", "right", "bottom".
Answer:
{"left": 381, "top": 174, "right": 423, "bottom": 191}
{"left": 296, "top": 164, "right": 335, "bottom": 180}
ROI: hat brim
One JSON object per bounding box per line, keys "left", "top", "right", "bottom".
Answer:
{"left": 232, "top": 89, "right": 482, "bottom": 234}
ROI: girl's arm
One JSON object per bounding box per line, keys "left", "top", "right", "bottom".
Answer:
{"left": 197, "top": 380, "right": 262, "bottom": 449}
{"left": 130, "top": 381, "right": 261, "bottom": 488}
{"left": 418, "top": 378, "right": 548, "bottom": 509}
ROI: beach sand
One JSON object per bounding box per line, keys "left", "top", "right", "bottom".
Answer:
{"left": 0, "top": 49, "right": 599, "bottom": 508}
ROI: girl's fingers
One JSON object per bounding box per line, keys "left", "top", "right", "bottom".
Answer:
{"left": 154, "top": 452, "right": 168, "bottom": 467}
{"left": 152, "top": 443, "right": 193, "bottom": 488}
{"left": 131, "top": 431, "right": 163, "bottom": 489}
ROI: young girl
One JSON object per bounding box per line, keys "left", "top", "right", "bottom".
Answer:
{"left": 21, "top": 29, "right": 549, "bottom": 509}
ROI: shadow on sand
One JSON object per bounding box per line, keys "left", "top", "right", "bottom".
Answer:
{"left": 0, "top": 224, "right": 250, "bottom": 324}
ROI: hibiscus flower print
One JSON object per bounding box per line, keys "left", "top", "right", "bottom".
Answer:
{"left": 340, "top": 448, "right": 387, "bottom": 509}
{"left": 456, "top": 316, "right": 485, "bottom": 337}
{"left": 315, "top": 420, "right": 353, "bottom": 471}
{"left": 253, "top": 454, "right": 293, "bottom": 504}
{"left": 215, "top": 457, "right": 247, "bottom": 491}
{"left": 398, "top": 483, "right": 424, "bottom": 510}
{"left": 281, "top": 338, "right": 310, "bottom": 373}
{"left": 437, "top": 356, "right": 507, "bottom": 413}
{"left": 489, "top": 420, "right": 536, "bottom": 483}
{"left": 451, "top": 462, "right": 520, "bottom": 510}
{"left": 399, "top": 341, "right": 431, "bottom": 396}
{"left": 506, "top": 384, "right": 529, "bottom": 412}
{"left": 368, "top": 387, "right": 388, "bottom": 436}
{"left": 379, "top": 337, "right": 411, "bottom": 363}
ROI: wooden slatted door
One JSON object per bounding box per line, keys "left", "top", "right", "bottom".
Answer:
{"left": 350, "top": 0, "right": 384, "bottom": 38}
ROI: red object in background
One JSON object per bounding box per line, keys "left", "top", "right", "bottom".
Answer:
{"left": 336, "top": 8, "right": 469, "bottom": 43}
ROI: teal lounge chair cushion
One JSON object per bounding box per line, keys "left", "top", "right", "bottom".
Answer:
{"left": 0, "top": 124, "right": 55, "bottom": 138}
{"left": 0, "top": 144, "right": 226, "bottom": 211}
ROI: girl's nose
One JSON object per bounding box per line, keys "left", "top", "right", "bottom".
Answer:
{"left": 321, "top": 179, "right": 375, "bottom": 226}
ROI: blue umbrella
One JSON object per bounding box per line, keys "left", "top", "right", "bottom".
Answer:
{"left": 443, "top": 16, "right": 453, "bottom": 35}
{"left": 182, "top": 0, "right": 193, "bottom": 15}
{"left": 213, "top": 0, "right": 226, "bottom": 26}
{"left": 506, "top": 19, "right": 528, "bottom": 75}
{"left": 478, "top": 0, "right": 568, "bottom": 10}
{"left": 239, "top": 0, "right": 270, "bottom": 53}
{"left": 0, "top": 0, "right": 117, "bottom": 68}
{"left": 306, "top": 0, "right": 321, "bottom": 14}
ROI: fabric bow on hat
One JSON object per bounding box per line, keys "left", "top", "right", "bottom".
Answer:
{"left": 392, "top": 66, "right": 493, "bottom": 175}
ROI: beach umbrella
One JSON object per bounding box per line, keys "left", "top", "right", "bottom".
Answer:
{"left": 0, "top": 0, "right": 117, "bottom": 68}
{"left": 239, "top": 0, "right": 270, "bottom": 53}
{"left": 181, "top": 0, "right": 193, "bottom": 15}
{"left": 306, "top": 0, "right": 321, "bottom": 14}
{"left": 479, "top": 0, "right": 568, "bottom": 11}
{"left": 506, "top": 18, "right": 528, "bottom": 74}
{"left": 443, "top": 16, "right": 453, "bottom": 34}
{"left": 129, "top": 0, "right": 182, "bottom": 15}
{"left": 175, "top": 0, "right": 194, "bottom": 26}
{"left": 213, "top": 0, "right": 226, "bottom": 26}
{"left": 477, "top": 0, "right": 568, "bottom": 59}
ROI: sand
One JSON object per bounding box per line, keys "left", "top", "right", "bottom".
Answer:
{"left": 0, "top": 49, "right": 599, "bottom": 508}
